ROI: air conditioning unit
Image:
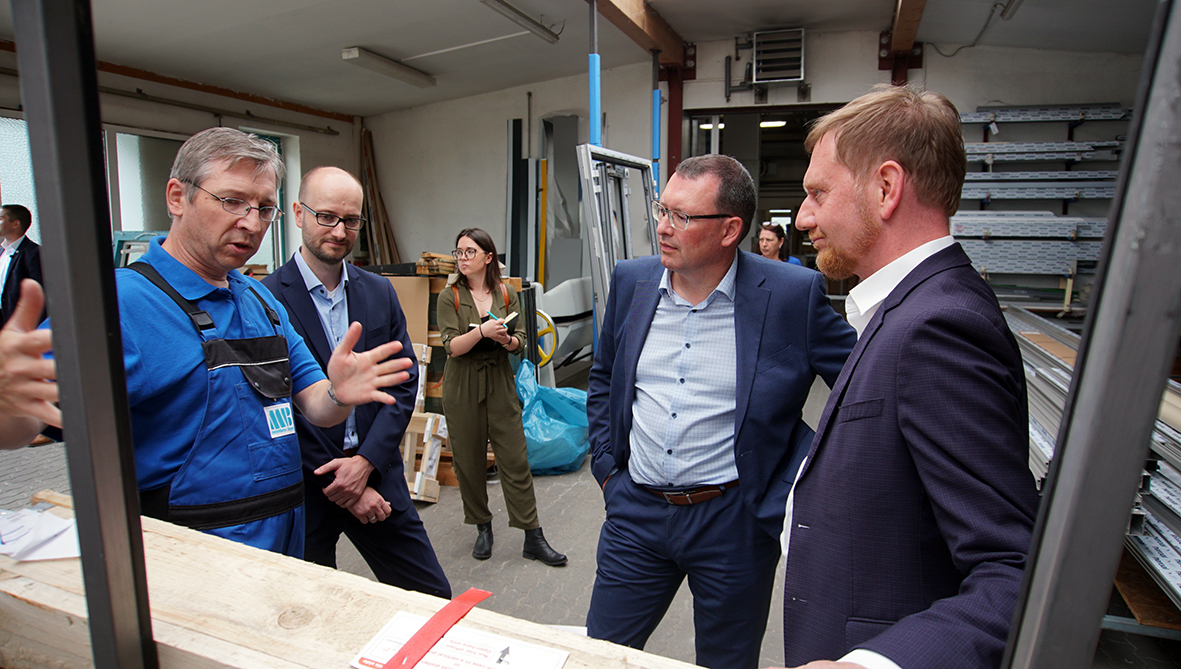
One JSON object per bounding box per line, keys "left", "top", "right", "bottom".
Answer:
{"left": 753, "top": 28, "right": 804, "bottom": 84}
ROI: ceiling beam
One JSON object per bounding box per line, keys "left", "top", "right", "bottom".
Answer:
{"left": 0, "top": 39, "right": 353, "bottom": 123}
{"left": 591, "top": 0, "right": 685, "bottom": 67}
{"left": 890, "top": 0, "right": 928, "bottom": 51}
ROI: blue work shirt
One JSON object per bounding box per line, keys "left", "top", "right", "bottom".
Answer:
{"left": 63, "top": 237, "right": 325, "bottom": 490}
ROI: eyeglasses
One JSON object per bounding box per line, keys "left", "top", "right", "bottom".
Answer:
{"left": 299, "top": 203, "right": 366, "bottom": 231}
{"left": 651, "top": 201, "right": 734, "bottom": 231}
{"left": 452, "top": 248, "right": 483, "bottom": 260}
{"left": 188, "top": 182, "right": 282, "bottom": 222}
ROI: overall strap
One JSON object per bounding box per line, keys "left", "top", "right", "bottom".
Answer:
{"left": 247, "top": 287, "right": 282, "bottom": 329}
{"left": 128, "top": 262, "right": 215, "bottom": 333}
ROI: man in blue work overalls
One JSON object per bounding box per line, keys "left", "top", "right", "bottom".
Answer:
{"left": 82, "top": 128, "right": 412, "bottom": 557}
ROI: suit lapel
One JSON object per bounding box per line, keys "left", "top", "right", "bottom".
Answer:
{"left": 620, "top": 266, "right": 663, "bottom": 418}
{"left": 798, "top": 243, "right": 971, "bottom": 480}
{"left": 280, "top": 263, "right": 334, "bottom": 366}
{"left": 344, "top": 265, "right": 366, "bottom": 353}
{"left": 733, "top": 253, "right": 767, "bottom": 435}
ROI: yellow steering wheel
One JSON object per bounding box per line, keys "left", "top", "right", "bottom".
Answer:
{"left": 535, "top": 309, "right": 558, "bottom": 367}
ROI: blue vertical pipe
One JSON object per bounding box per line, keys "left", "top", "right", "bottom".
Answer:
{"left": 651, "top": 50, "right": 661, "bottom": 195}
{"left": 589, "top": 0, "right": 601, "bottom": 147}
{"left": 589, "top": 55, "right": 601, "bottom": 147}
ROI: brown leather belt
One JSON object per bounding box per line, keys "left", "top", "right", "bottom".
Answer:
{"left": 643, "top": 480, "right": 739, "bottom": 505}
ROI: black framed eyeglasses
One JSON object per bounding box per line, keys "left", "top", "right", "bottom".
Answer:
{"left": 652, "top": 200, "right": 734, "bottom": 231}
{"left": 452, "top": 248, "right": 483, "bottom": 260}
{"left": 187, "top": 182, "right": 282, "bottom": 222}
{"left": 299, "top": 203, "right": 366, "bottom": 231}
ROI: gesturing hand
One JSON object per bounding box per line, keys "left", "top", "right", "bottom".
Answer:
{"left": 0, "top": 280, "right": 59, "bottom": 427}
{"left": 326, "top": 322, "right": 414, "bottom": 406}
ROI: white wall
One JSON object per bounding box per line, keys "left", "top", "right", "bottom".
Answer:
{"left": 683, "top": 31, "right": 1144, "bottom": 115}
{"left": 0, "top": 49, "right": 357, "bottom": 266}
{"left": 364, "top": 61, "right": 656, "bottom": 261}
{"left": 364, "top": 31, "right": 1144, "bottom": 263}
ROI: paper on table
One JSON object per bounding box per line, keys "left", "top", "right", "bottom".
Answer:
{"left": 0, "top": 508, "right": 80, "bottom": 561}
{"left": 352, "top": 611, "right": 568, "bottom": 669}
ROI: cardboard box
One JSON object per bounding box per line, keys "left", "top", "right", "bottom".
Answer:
{"left": 385, "top": 276, "right": 430, "bottom": 345}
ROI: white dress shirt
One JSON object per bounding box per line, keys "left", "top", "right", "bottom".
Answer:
{"left": 781, "top": 236, "right": 956, "bottom": 669}
{"left": 0, "top": 235, "right": 26, "bottom": 290}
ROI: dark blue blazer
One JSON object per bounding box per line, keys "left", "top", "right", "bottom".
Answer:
{"left": 1, "top": 237, "right": 43, "bottom": 326}
{"left": 262, "top": 261, "right": 419, "bottom": 520}
{"left": 782, "top": 243, "right": 1040, "bottom": 668}
{"left": 587, "top": 251, "right": 856, "bottom": 541}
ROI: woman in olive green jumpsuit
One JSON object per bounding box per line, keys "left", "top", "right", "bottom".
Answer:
{"left": 438, "top": 228, "right": 566, "bottom": 565}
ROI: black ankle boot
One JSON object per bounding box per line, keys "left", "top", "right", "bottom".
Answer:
{"left": 472, "top": 522, "right": 493, "bottom": 560}
{"left": 522, "top": 527, "right": 567, "bottom": 566}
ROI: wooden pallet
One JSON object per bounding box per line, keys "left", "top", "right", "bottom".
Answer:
{"left": 401, "top": 412, "right": 446, "bottom": 503}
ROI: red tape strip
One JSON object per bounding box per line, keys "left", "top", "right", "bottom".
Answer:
{"left": 382, "top": 588, "right": 493, "bottom": 669}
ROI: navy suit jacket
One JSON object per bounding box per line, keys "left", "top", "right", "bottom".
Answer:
{"left": 262, "top": 261, "right": 418, "bottom": 521}
{"left": 1, "top": 237, "right": 43, "bottom": 326}
{"left": 782, "top": 244, "right": 1040, "bottom": 668}
{"left": 587, "top": 251, "right": 856, "bottom": 541}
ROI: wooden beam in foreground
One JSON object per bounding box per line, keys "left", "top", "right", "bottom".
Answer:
{"left": 592, "top": 0, "right": 685, "bottom": 67}
{"left": 0, "top": 491, "right": 700, "bottom": 669}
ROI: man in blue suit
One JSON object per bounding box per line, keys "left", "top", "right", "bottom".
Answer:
{"left": 263, "top": 166, "right": 450, "bottom": 598}
{"left": 779, "top": 86, "right": 1040, "bottom": 669}
{"left": 586, "top": 154, "right": 856, "bottom": 668}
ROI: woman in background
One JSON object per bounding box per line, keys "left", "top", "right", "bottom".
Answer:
{"left": 437, "top": 228, "right": 567, "bottom": 566}
{"left": 759, "top": 222, "right": 802, "bottom": 265}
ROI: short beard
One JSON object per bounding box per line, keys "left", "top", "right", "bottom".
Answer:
{"left": 305, "top": 236, "right": 353, "bottom": 265}
{"left": 816, "top": 190, "right": 880, "bottom": 280}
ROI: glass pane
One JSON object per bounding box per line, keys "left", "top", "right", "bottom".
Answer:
{"left": 0, "top": 116, "right": 40, "bottom": 243}
{"left": 116, "top": 133, "right": 182, "bottom": 232}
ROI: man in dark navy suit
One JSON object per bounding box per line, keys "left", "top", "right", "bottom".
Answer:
{"left": 263, "top": 166, "right": 449, "bottom": 598}
{"left": 586, "top": 154, "right": 856, "bottom": 668}
{"left": 779, "top": 85, "right": 1040, "bottom": 669}
{"left": 0, "top": 204, "right": 43, "bottom": 327}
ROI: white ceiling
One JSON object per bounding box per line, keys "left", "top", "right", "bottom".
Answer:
{"left": 0, "top": 0, "right": 1158, "bottom": 118}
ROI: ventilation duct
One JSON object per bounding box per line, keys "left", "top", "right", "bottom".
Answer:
{"left": 752, "top": 28, "right": 804, "bottom": 83}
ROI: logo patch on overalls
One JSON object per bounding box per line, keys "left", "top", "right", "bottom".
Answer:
{"left": 265, "top": 402, "right": 295, "bottom": 439}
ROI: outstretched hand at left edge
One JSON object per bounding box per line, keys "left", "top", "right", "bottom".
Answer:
{"left": 325, "top": 321, "right": 413, "bottom": 406}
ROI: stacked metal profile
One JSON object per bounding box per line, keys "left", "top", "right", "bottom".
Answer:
{"left": 1005, "top": 306, "right": 1181, "bottom": 607}
{"left": 952, "top": 211, "right": 1107, "bottom": 276}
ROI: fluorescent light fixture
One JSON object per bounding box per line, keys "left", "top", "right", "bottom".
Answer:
{"left": 479, "top": 0, "right": 560, "bottom": 44}
{"left": 342, "top": 47, "right": 436, "bottom": 88}
{"left": 760, "top": 120, "right": 787, "bottom": 128}
{"left": 700, "top": 123, "right": 726, "bottom": 130}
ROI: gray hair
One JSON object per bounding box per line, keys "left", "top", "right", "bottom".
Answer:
{"left": 170, "top": 127, "right": 285, "bottom": 202}
{"left": 674, "top": 154, "right": 757, "bottom": 240}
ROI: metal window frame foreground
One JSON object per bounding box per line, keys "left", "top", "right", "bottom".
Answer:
{"left": 1005, "top": 0, "right": 1181, "bottom": 666}
{"left": 12, "top": 0, "right": 157, "bottom": 666}
{"left": 575, "top": 144, "right": 658, "bottom": 336}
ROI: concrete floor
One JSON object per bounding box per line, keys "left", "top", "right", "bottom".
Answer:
{"left": 1, "top": 376, "right": 1180, "bottom": 666}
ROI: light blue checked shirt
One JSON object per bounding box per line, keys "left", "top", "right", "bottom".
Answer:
{"left": 293, "top": 250, "right": 358, "bottom": 451}
{"left": 628, "top": 254, "right": 739, "bottom": 488}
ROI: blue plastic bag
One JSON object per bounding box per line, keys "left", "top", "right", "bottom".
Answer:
{"left": 515, "top": 359, "right": 590, "bottom": 475}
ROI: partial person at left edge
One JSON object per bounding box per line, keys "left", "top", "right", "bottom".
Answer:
{"left": 7, "top": 127, "right": 413, "bottom": 560}
{"left": 0, "top": 204, "right": 44, "bottom": 327}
